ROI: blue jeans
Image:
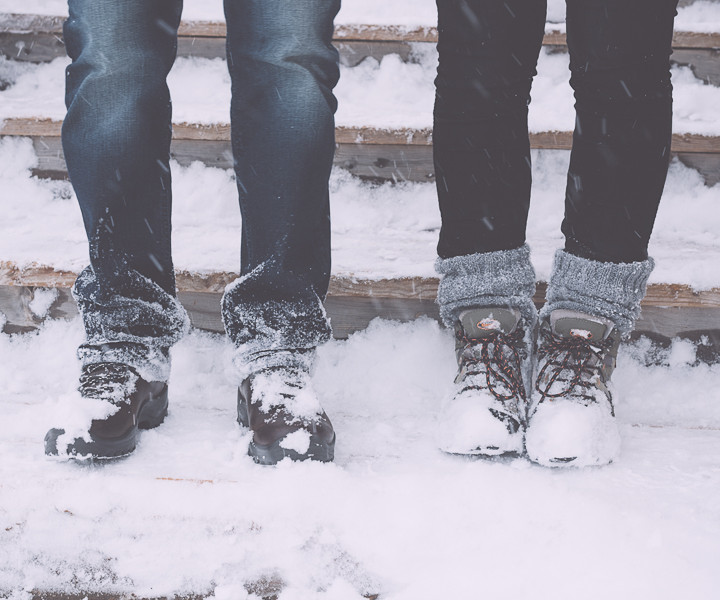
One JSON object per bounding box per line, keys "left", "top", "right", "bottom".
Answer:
{"left": 63, "top": 0, "right": 340, "bottom": 380}
{"left": 434, "top": 0, "right": 678, "bottom": 263}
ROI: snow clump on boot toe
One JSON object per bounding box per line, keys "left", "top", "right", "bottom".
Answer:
{"left": 438, "top": 392, "right": 524, "bottom": 456}
{"left": 525, "top": 399, "right": 621, "bottom": 467}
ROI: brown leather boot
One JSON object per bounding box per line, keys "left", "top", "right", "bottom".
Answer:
{"left": 45, "top": 362, "right": 168, "bottom": 459}
{"left": 238, "top": 366, "right": 335, "bottom": 465}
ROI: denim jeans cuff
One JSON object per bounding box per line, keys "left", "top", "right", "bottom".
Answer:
{"left": 72, "top": 266, "right": 190, "bottom": 382}
{"left": 222, "top": 268, "right": 332, "bottom": 381}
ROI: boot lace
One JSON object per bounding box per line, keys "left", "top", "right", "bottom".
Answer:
{"left": 456, "top": 327, "right": 526, "bottom": 402}
{"left": 535, "top": 329, "right": 614, "bottom": 402}
{"left": 78, "top": 362, "right": 137, "bottom": 401}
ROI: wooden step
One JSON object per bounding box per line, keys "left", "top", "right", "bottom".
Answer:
{"left": 2, "top": 117, "right": 719, "bottom": 184}
{"left": 2, "top": 13, "right": 719, "bottom": 84}
{"left": 2, "top": 261, "right": 719, "bottom": 341}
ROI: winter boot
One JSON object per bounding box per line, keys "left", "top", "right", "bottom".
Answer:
{"left": 438, "top": 307, "right": 531, "bottom": 456}
{"left": 45, "top": 362, "right": 168, "bottom": 459}
{"left": 238, "top": 363, "right": 335, "bottom": 465}
{"left": 525, "top": 310, "right": 622, "bottom": 467}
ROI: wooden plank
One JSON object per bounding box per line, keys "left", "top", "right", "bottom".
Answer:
{"left": 3, "top": 13, "right": 720, "bottom": 63}
{"left": 336, "top": 40, "right": 413, "bottom": 67}
{"left": 670, "top": 48, "right": 720, "bottom": 85}
{"left": 3, "top": 120, "right": 719, "bottom": 185}
{"left": 3, "top": 12, "right": 720, "bottom": 48}
{"left": 4, "top": 120, "right": 718, "bottom": 185}
{"left": 4, "top": 118, "right": 720, "bottom": 153}
{"left": 677, "top": 152, "right": 720, "bottom": 186}
{"left": 3, "top": 282, "right": 720, "bottom": 340}
{"left": 27, "top": 588, "right": 379, "bottom": 600}
{"left": 2, "top": 263, "right": 720, "bottom": 340}
{"left": 335, "top": 143, "right": 435, "bottom": 182}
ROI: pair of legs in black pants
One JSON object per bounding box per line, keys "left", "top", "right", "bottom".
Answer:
{"left": 434, "top": 0, "right": 677, "bottom": 264}
{"left": 433, "top": 0, "right": 678, "bottom": 466}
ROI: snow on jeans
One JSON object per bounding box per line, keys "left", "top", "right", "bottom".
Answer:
{"left": 62, "top": 0, "right": 340, "bottom": 381}
{"left": 433, "top": 0, "right": 679, "bottom": 264}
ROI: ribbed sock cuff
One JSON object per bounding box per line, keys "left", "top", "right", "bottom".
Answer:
{"left": 435, "top": 244, "right": 538, "bottom": 327}
{"left": 540, "top": 249, "right": 654, "bottom": 335}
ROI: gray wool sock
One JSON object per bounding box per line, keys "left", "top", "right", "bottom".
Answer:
{"left": 435, "top": 244, "right": 538, "bottom": 328}
{"left": 540, "top": 249, "right": 654, "bottom": 335}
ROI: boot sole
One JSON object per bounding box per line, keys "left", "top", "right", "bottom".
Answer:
{"left": 44, "top": 386, "right": 169, "bottom": 460}
{"left": 237, "top": 400, "right": 335, "bottom": 465}
{"left": 247, "top": 434, "right": 336, "bottom": 466}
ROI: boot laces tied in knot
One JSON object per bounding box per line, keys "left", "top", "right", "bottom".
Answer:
{"left": 535, "top": 330, "right": 614, "bottom": 400}
{"left": 456, "top": 327, "right": 526, "bottom": 401}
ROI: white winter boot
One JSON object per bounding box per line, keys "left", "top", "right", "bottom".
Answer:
{"left": 526, "top": 309, "right": 622, "bottom": 467}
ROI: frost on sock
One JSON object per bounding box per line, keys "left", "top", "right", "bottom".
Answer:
{"left": 541, "top": 250, "right": 654, "bottom": 335}
{"left": 435, "top": 245, "right": 538, "bottom": 328}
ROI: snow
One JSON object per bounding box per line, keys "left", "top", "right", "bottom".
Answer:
{"left": 1, "top": 136, "right": 719, "bottom": 290}
{"left": 437, "top": 392, "right": 524, "bottom": 455}
{"left": 526, "top": 398, "right": 622, "bottom": 467}
{"left": 675, "top": 0, "right": 720, "bottom": 33}
{"left": 1, "top": 317, "right": 719, "bottom": 597}
{"left": 28, "top": 287, "right": 57, "bottom": 318}
{"left": 280, "top": 430, "right": 312, "bottom": 455}
{"left": 0, "top": 3, "right": 719, "bottom": 596}
{"left": 4, "top": 48, "right": 720, "bottom": 136}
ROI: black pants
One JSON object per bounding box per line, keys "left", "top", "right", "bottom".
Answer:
{"left": 434, "top": 0, "right": 678, "bottom": 263}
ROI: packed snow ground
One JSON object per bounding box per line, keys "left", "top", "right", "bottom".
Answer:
{"left": 1, "top": 3, "right": 720, "bottom": 598}
{"left": 1, "top": 317, "right": 719, "bottom": 599}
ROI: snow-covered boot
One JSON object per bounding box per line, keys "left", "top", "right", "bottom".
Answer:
{"left": 238, "top": 361, "right": 335, "bottom": 465}
{"left": 438, "top": 307, "right": 531, "bottom": 456}
{"left": 44, "top": 362, "right": 169, "bottom": 459}
{"left": 525, "top": 310, "right": 622, "bottom": 467}
{"left": 526, "top": 249, "right": 655, "bottom": 467}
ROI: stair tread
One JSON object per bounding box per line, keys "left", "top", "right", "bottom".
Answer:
{"left": 0, "top": 137, "right": 718, "bottom": 292}
{"left": 2, "top": 52, "right": 720, "bottom": 138}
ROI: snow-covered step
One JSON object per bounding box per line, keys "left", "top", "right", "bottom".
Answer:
{"left": 3, "top": 38, "right": 720, "bottom": 181}
{"left": 3, "top": 261, "right": 719, "bottom": 341}
{"left": 1, "top": 316, "right": 719, "bottom": 598}
{"left": 3, "top": 11, "right": 720, "bottom": 83}
{"left": 1, "top": 136, "right": 719, "bottom": 340}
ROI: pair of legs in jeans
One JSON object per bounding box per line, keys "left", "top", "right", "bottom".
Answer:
{"left": 46, "top": 0, "right": 339, "bottom": 463}
{"left": 434, "top": 0, "right": 678, "bottom": 465}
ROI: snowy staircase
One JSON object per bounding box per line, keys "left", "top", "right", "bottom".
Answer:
{"left": 1, "top": 8, "right": 720, "bottom": 341}
{"left": 2, "top": 13, "right": 720, "bottom": 183}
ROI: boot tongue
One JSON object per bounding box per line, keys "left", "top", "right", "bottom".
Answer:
{"left": 459, "top": 307, "right": 521, "bottom": 339}
{"left": 550, "top": 309, "right": 614, "bottom": 341}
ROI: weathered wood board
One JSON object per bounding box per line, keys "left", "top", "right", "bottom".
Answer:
{"left": 2, "top": 263, "right": 719, "bottom": 341}
{"left": 2, "top": 119, "right": 719, "bottom": 184}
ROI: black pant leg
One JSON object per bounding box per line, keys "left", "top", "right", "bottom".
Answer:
{"left": 562, "top": 0, "right": 679, "bottom": 263}
{"left": 434, "top": 0, "right": 547, "bottom": 259}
